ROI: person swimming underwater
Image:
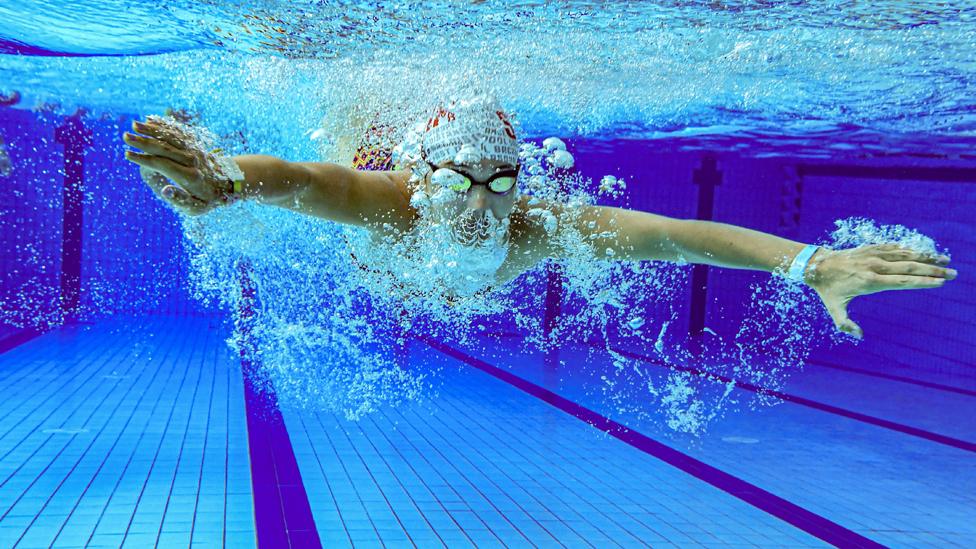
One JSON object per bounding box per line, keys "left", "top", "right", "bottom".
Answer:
{"left": 122, "top": 95, "right": 957, "bottom": 339}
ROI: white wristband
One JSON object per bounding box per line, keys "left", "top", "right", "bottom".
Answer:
{"left": 787, "top": 244, "right": 820, "bottom": 282}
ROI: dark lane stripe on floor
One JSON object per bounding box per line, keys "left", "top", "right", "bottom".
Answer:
{"left": 238, "top": 265, "right": 321, "bottom": 549}
{"left": 607, "top": 345, "right": 976, "bottom": 453}
{"left": 241, "top": 360, "right": 321, "bottom": 549}
{"left": 419, "top": 337, "right": 884, "bottom": 549}
{"left": 0, "top": 328, "right": 46, "bottom": 355}
{"left": 805, "top": 358, "right": 976, "bottom": 398}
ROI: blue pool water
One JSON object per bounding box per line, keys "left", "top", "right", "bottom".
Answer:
{"left": 1, "top": 1, "right": 975, "bottom": 547}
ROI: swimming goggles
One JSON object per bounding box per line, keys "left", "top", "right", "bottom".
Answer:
{"left": 425, "top": 160, "right": 520, "bottom": 195}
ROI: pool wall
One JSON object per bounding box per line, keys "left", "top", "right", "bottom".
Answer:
{"left": 1, "top": 107, "right": 974, "bottom": 391}
{"left": 0, "top": 109, "right": 209, "bottom": 332}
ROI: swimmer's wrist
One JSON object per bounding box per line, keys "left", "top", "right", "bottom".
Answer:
{"left": 802, "top": 247, "right": 833, "bottom": 286}
{"left": 211, "top": 152, "right": 246, "bottom": 205}
{"left": 219, "top": 177, "right": 245, "bottom": 204}
{"left": 782, "top": 244, "right": 829, "bottom": 285}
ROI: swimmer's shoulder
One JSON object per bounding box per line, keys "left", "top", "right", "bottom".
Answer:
{"left": 388, "top": 169, "right": 416, "bottom": 207}
{"left": 496, "top": 196, "right": 555, "bottom": 284}
{"left": 508, "top": 195, "right": 556, "bottom": 245}
{"left": 347, "top": 168, "right": 419, "bottom": 238}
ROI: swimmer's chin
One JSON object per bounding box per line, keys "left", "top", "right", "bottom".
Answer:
{"left": 452, "top": 225, "right": 504, "bottom": 247}
{"left": 453, "top": 227, "right": 490, "bottom": 246}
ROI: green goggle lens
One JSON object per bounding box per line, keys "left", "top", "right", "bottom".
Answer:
{"left": 449, "top": 176, "right": 471, "bottom": 192}
{"left": 448, "top": 174, "right": 515, "bottom": 194}
{"left": 488, "top": 176, "right": 517, "bottom": 193}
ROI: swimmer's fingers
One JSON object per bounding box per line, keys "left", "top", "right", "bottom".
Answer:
{"left": 134, "top": 162, "right": 206, "bottom": 215}
{"left": 864, "top": 243, "right": 950, "bottom": 265}
{"left": 132, "top": 120, "right": 186, "bottom": 149}
{"left": 139, "top": 166, "right": 170, "bottom": 196}
{"left": 129, "top": 155, "right": 214, "bottom": 216}
{"left": 125, "top": 151, "right": 199, "bottom": 187}
{"left": 821, "top": 296, "right": 862, "bottom": 340}
{"left": 869, "top": 260, "right": 957, "bottom": 280}
{"left": 124, "top": 132, "right": 194, "bottom": 166}
{"left": 812, "top": 245, "right": 952, "bottom": 341}
{"left": 869, "top": 274, "right": 949, "bottom": 292}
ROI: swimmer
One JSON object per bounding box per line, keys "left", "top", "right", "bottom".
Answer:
{"left": 122, "top": 96, "right": 957, "bottom": 339}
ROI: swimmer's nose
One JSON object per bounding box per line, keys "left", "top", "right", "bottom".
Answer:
{"left": 466, "top": 187, "right": 489, "bottom": 210}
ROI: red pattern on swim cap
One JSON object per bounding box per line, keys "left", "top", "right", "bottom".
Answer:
{"left": 425, "top": 107, "right": 456, "bottom": 132}
{"left": 495, "top": 110, "right": 516, "bottom": 140}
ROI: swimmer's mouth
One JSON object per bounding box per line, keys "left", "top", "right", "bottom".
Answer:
{"left": 453, "top": 211, "right": 494, "bottom": 245}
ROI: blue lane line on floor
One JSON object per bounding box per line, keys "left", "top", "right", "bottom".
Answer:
{"left": 419, "top": 336, "right": 884, "bottom": 549}
{"left": 607, "top": 345, "right": 976, "bottom": 453}
{"left": 806, "top": 357, "right": 976, "bottom": 398}
{"left": 238, "top": 265, "right": 322, "bottom": 549}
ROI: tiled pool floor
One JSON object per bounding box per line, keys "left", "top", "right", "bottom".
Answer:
{"left": 0, "top": 318, "right": 253, "bottom": 548}
{"left": 0, "top": 316, "right": 972, "bottom": 547}
{"left": 284, "top": 346, "right": 826, "bottom": 548}
{"left": 457, "top": 334, "right": 976, "bottom": 548}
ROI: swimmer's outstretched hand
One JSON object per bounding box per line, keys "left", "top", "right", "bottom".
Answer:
{"left": 804, "top": 244, "right": 955, "bottom": 339}
{"left": 123, "top": 118, "right": 234, "bottom": 216}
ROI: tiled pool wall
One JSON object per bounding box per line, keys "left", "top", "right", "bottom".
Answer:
{"left": 1, "top": 108, "right": 974, "bottom": 392}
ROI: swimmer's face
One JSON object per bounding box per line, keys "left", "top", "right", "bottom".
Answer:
{"left": 424, "top": 158, "right": 518, "bottom": 244}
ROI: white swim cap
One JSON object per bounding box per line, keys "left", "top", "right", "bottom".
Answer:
{"left": 420, "top": 95, "right": 519, "bottom": 168}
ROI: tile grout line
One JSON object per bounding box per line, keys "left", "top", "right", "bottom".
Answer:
{"left": 422, "top": 370, "right": 686, "bottom": 546}
{"left": 409, "top": 367, "right": 641, "bottom": 546}
{"left": 368, "top": 404, "right": 532, "bottom": 546}
{"left": 189, "top": 322, "right": 221, "bottom": 546}
{"left": 293, "top": 414, "right": 356, "bottom": 547}
{"left": 12, "top": 322, "right": 166, "bottom": 546}
{"left": 2, "top": 325, "right": 141, "bottom": 523}
{"left": 58, "top": 320, "right": 187, "bottom": 545}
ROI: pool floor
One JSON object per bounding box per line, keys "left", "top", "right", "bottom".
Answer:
{"left": 0, "top": 316, "right": 972, "bottom": 548}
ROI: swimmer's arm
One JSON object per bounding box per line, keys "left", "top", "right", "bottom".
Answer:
{"left": 545, "top": 203, "right": 804, "bottom": 271}
{"left": 233, "top": 156, "right": 413, "bottom": 229}
{"left": 583, "top": 206, "right": 956, "bottom": 278}
{"left": 589, "top": 206, "right": 808, "bottom": 272}
{"left": 556, "top": 204, "right": 955, "bottom": 338}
